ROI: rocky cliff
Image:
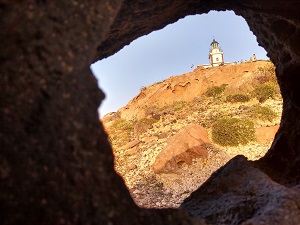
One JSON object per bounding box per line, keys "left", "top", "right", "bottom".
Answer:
{"left": 103, "top": 61, "right": 283, "bottom": 209}
{"left": 116, "top": 61, "right": 274, "bottom": 120}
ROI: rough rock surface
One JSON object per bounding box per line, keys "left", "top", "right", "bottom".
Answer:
{"left": 0, "top": 1, "right": 201, "bottom": 225}
{"left": 1, "top": 0, "right": 300, "bottom": 225}
{"left": 181, "top": 156, "right": 300, "bottom": 225}
{"left": 153, "top": 124, "right": 209, "bottom": 173}
{"left": 102, "top": 111, "right": 121, "bottom": 123}
{"left": 255, "top": 125, "right": 280, "bottom": 144}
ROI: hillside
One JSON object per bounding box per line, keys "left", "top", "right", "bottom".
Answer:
{"left": 114, "top": 60, "right": 275, "bottom": 120}
{"left": 102, "top": 60, "right": 283, "bottom": 208}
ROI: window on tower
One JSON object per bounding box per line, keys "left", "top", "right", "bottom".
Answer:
{"left": 216, "top": 57, "right": 219, "bottom": 61}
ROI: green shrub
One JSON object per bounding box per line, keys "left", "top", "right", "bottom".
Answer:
{"left": 111, "top": 118, "right": 135, "bottom": 132}
{"left": 251, "top": 83, "right": 276, "bottom": 103}
{"left": 139, "top": 117, "right": 158, "bottom": 126}
{"left": 212, "top": 118, "right": 255, "bottom": 146}
{"left": 172, "top": 101, "right": 187, "bottom": 111}
{"left": 108, "top": 118, "right": 135, "bottom": 147}
{"left": 226, "top": 94, "right": 251, "bottom": 103}
{"left": 134, "top": 117, "right": 158, "bottom": 136}
{"left": 257, "top": 64, "right": 277, "bottom": 83}
{"left": 204, "top": 110, "right": 227, "bottom": 128}
{"left": 247, "top": 105, "right": 277, "bottom": 122}
{"left": 205, "top": 84, "right": 228, "bottom": 98}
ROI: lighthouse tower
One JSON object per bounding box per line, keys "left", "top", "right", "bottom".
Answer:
{"left": 209, "top": 39, "right": 224, "bottom": 67}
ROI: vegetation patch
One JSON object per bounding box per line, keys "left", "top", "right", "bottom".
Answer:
{"left": 111, "top": 119, "right": 135, "bottom": 131}
{"left": 205, "top": 84, "right": 228, "bottom": 98}
{"left": 107, "top": 118, "right": 135, "bottom": 147}
{"left": 251, "top": 83, "right": 277, "bottom": 103}
{"left": 203, "top": 110, "right": 228, "bottom": 128}
{"left": 212, "top": 118, "right": 255, "bottom": 146}
{"left": 256, "top": 63, "right": 277, "bottom": 84}
{"left": 172, "top": 101, "right": 187, "bottom": 111}
{"left": 134, "top": 118, "right": 158, "bottom": 136}
{"left": 144, "top": 105, "right": 160, "bottom": 117}
{"left": 226, "top": 94, "right": 250, "bottom": 103}
{"left": 247, "top": 105, "right": 277, "bottom": 122}
{"left": 140, "top": 86, "right": 147, "bottom": 91}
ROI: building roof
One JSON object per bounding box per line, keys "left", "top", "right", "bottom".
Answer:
{"left": 210, "top": 38, "right": 219, "bottom": 46}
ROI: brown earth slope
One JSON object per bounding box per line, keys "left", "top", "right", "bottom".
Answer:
{"left": 103, "top": 60, "right": 283, "bottom": 209}
{"left": 117, "top": 60, "right": 273, "bottom": 120}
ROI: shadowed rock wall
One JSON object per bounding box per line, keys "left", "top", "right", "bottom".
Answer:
{"left": 0, "top": 1, "right": 199, "bottom": 224}
{"left": 1, "top": 0, "right": 299, "bottom": 224}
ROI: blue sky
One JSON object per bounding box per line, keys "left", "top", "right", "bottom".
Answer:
{"left": 91, "top": 10, "right": 268, "bottom": 117}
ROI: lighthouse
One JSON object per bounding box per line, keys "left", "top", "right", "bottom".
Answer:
{"left": 209, "top": 39, "right": 224, "bottom": 67}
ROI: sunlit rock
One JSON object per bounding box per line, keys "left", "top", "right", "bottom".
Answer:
{"left": 153, "top": 124, "right": 209, "bottom": 173}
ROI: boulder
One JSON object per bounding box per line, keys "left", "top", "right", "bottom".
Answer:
{"left": 256, "top": 125, "right": 280, "bottom": 144}
{"left": 153, "top": 124, "right": 209, "bottom": 173}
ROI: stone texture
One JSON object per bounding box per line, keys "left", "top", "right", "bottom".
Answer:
{"left": 101, "top": 111, "right": 121, "bottom": 123}
{"left": 142, "top": 136, "right": 159, "bottom": 143}
{"left": 0, "top": 1, "right": 201, "bottom": 225}
{"left": 120, "top": 139, "right": 141, "bottom": 150}
{"left": 1, "top": 0, "right": 300, "bottom": 224}
{"left": 256, "top": 125, "right": 280, "bottom": 144}
{"left": 153, "top": 124, "right": 209, "bottom": 173}
{"left": 180, "top": 156, "right": 300, "bottom": 225}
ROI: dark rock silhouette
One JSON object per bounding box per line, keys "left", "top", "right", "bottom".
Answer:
{"left": 181, "top": 156, "right": 300, "bottom": 225}
{"left": 1, "top": 0, "right": 300, "bottom": 224}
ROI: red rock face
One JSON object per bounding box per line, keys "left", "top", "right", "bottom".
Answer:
{"left": 256, "top": 125, "right": 280, "bottom": 144}
{"left": 153, "top": 124, "right": 209, "bottom": 173}
{"left": 118, "top": 61, "right": 270, "bottom": 120}
{"left": 1, "top": 0, "right": 300, "bottom": 224}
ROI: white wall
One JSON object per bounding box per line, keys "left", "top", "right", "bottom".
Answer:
{"left": 209, "top": 50, "right": 224, "bottom": 65}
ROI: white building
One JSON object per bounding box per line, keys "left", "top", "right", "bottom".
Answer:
{"left": 209, "top": 39, "right": 224, "bottom": 66}
{"left": 200, "top": 38, "right": 233, "bottom": 69}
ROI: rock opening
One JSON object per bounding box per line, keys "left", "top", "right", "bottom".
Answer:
{"left": 1, "top": 1, "right": 300, "bottom": 224}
